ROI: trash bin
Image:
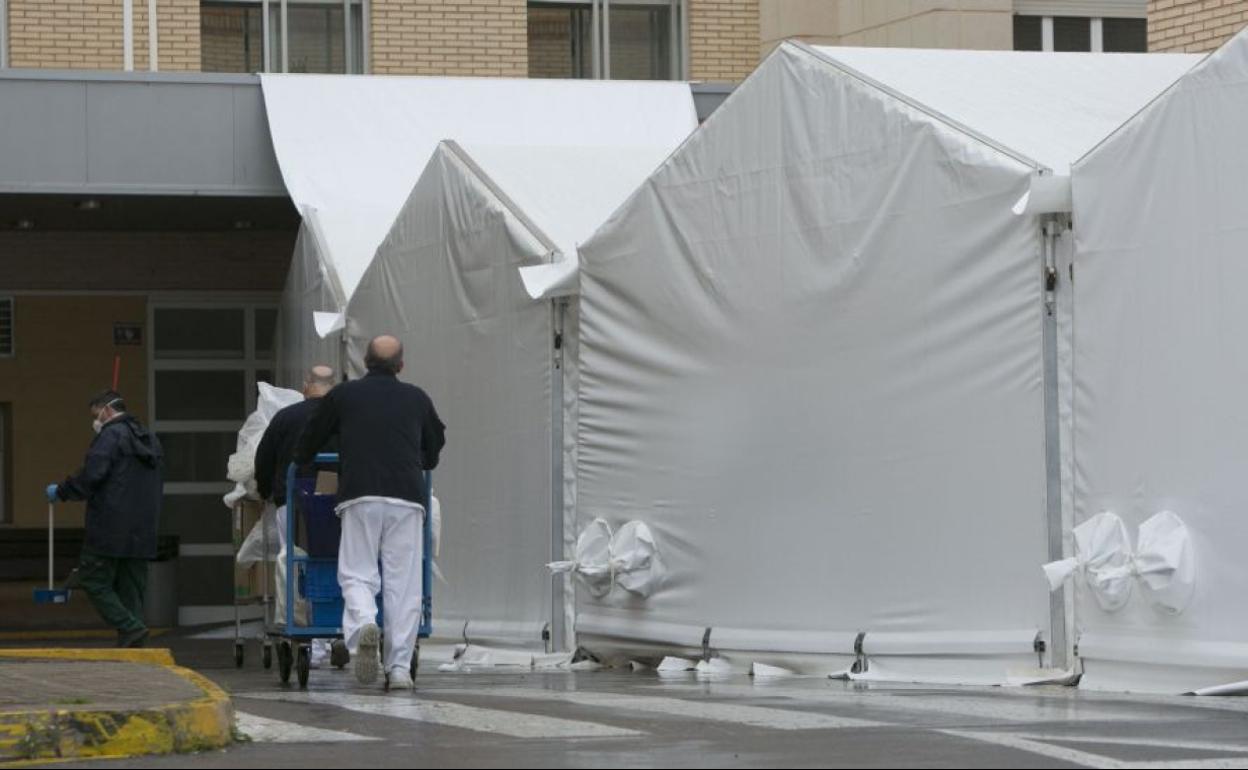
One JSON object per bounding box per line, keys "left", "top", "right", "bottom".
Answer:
{"left": 143, "top": 535, "right": 179, "bottom": 628}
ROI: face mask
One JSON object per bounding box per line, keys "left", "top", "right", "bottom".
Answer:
{"left": 92, "top": 399, "right": 122, "bottom": 434}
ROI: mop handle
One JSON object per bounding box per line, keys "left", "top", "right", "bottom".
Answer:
{"left": 47, "top": 502, "right": 54, "bottom": 591}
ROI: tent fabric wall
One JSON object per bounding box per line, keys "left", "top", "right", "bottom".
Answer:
{"left": 1070, "top": 32, "right": 1247, "bottom": 693}
{"left": 342, "top": 140, "right": 685, "bottom": 650}
{"left": 573, "top": 43, "right": 1054, "bottom": 680}
{"left": 343, "top": 145, "right": 557, "bottom": 648}
{"left": 275, "top": 213, "right": 345, "bottom": 386}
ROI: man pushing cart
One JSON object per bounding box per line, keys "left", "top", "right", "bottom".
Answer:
{"left": 294, "top": 335, "right": 446, "bottom": 691}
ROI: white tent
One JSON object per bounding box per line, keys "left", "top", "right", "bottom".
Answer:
{"left": 260, "top": 74, "right": 698, "bottom": 385}
{"left": 571, "top": 43, "right": 1198, "bottom": 683}
{"left": 342, "top": 139, "right": 689, "bottom": 652}
{"left": 1069, "top": 30, "right": 1247, "bottom": 693}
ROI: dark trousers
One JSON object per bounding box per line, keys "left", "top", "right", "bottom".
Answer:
{"left": 78, "top": 548, "right": 148, "bottom": 634}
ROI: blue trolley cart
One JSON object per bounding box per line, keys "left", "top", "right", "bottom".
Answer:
{"left": 267, "top": 452, "right": 432, "bottom": 688}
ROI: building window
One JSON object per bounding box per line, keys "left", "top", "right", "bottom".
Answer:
{"left": 1102, "top": 17, "right": 1147, "bottom": 52}
{"left": 1052, "top": 16, "right": 1092, "bottom": 51}
{"left": 200, "top": 0, "right": 365, "bottom": 74}
{"left": 0, "top": 297, "right": 12, "bottom": 357}
{"left": 528, "top": 0, "right": 686, "bottom": 81}
{"left": 1013, "top": 15, "right": 1147, "bottom": 53}
{"left": 1013, "top": 14, "right": 1042, "bottom": 51}
{"left": 149, "top": 302, "right": 276, "bottom": 495}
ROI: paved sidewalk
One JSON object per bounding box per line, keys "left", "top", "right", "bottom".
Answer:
{"left": 0, "top": 649, "right": 232, "bottom": 763}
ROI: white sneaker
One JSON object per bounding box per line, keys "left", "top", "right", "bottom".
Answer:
{"left": 386, "top": 667, "right": 414, "bottom": 691}
{"left": 353, "top": 623, "right": 381, "bottom": 685}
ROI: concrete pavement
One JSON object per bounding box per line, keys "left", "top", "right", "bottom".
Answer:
{"left": 36, "top": 630, "right": 1248, "bottom": 769}
{"left": 0, "top": 648, "right": 232, "bottom": 762}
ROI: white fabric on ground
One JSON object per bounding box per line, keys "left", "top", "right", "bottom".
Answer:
{"left": 338, "top": 498, "right": 426, "bottom": 674}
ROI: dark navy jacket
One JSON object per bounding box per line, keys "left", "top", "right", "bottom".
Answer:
{"left": 294, "top": 370, "right": 445, "bottom": 505}
{"left": 56, "top": 415, "right": 164, "bottom": 559}
{"left": 254, "top": 397, "right": 335, "bottom": 507}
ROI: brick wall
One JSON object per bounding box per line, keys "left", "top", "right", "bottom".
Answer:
{"left": 370, "top": 0, "right": 527, "bottom": 77}
{"left": 1149, "top": 0, "right": 1248, "bottom": 52}
{"left": 689, "top": 0, "right": 759, "bottom": 81}
{"left": 7, "top": 0, "right": 200, "bottom": 71}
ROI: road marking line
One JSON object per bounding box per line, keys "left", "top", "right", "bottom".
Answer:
{"left": 642, "top": 682, "right": 1174, "bottom": 724}
{"left": 1012, "top": 734, "right": 1248, "bottom": 753}
{"left": 941, "top": 730, "right": 1248, "bottom": 769}
{"left": 239, "top": 691, "right": 641, "bottom": 739}
{"left": 235, "top": 711, "right": 379, "bottom": 743}
{"left": 428, "top": 687, "right": 883, "bottom": 731}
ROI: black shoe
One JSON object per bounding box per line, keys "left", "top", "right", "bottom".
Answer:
{"left": 330, "top": 639, "right": 350, "bottom": 669}
{"left": 118, "top": 627, "right": 149, "bottom": 649}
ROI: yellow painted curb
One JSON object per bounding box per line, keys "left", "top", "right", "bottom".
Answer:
{"left": 0, "top": 629, "right": 170, "bottom": 643}
{"left": 0, "top": 649, "right": 175, "bottom": 666}
{"left": 0, "top": 649, "right": 233, "bottom": 764}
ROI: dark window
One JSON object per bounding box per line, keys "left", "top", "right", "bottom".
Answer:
{"left": 529, "top": 2, "right": 595, "bottom": 79}
{"left": 154, "top": 370, "right": 247, "bottom": 421}
{"left": 201, "top": 2, "right": 264, "bottom": 73}
{"left": 1053, "top": 16, "right": 1092, "bottom": 52}
{"left": 286, "top": 2, "right": 346, "bottom": 74}
{"left": 1014, "top": 15, "right": 1043, "bottom": 51}
{"left": 1103, "top": 17, "right": 1148, "bottom": 52}
{"left": 0, "top": 298, "right": 12, "bottom": 357}
{"left": 609, "top": 4, "right": 673, "bottom": 81}
{"left": 527, "top": 1, "right": 677, "bottom": 80}
{"left": 154, "top": 308, "right": 245, "bottom": 360}
{"left": 159, "top": 432, "right": 237, "bottom": 483}
{"left": 255, "top": 308, "right": 278, "bottom": 359}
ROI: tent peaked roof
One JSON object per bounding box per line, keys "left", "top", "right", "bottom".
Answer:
{"left": 262, "top": 74, "right": 698, "bottom": 303}
{"left": 807, "top": 44, "right": 1203, "bottom": 173}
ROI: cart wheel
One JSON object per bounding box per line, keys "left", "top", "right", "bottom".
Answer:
{"left": 262, "top": 643, "right": 273, "bottom": 670}
{"left": 234, "top": 641, "right": 245, "bottom": 669}
{"left": 296, "top": 645, "right": 311, "bottom": 689}
{"left": 410, "top": 640, "right": 420, "bottom": 679}
{"left": 277, "top": 641, "right": 293, "bottom": 684}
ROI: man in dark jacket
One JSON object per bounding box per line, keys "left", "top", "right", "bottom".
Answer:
{"left": 253, "top": 364, "right": 342, "bottom": 666}
{"left": 295, "top": 335, "right": 445, "bottom": 690}
{"left": 47, "top": 390, "right": 163, "bottom": 648}
{"left": 254, "top": 364, "right": 336, "bottom": 507}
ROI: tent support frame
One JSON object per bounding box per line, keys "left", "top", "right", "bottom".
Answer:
{"left": 1042, "top": 213, "right": 1071, "bottom": 671}
{"left": 551, "top": 297, "right": 569, "bottom": 652}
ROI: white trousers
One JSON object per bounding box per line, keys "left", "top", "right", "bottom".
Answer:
{"left": 337, "top": 499, "right": 424, "bottom": 674}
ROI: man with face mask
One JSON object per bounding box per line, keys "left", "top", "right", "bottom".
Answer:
{"left": 47, "top": 390, "right": 164, "bottom": 648}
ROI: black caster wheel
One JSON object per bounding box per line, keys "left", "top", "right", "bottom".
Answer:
{"left": 410, "top": 640, "right": 420, "bottom": 679}
{"left": 262, "top": 643, "right": 273, "bottom": 670}
{"left": 277, "top": 641, "right": 293, "bottom": 684}
{"left": 233, "top": 641, "right": 244, "bottom": 669}
{"left": 296, "top": 645, "right": 311, "bottom": 689}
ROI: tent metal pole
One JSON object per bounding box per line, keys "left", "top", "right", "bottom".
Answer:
{"left": 1042, "top": 214, "right": 1070, "bottom": 671}
{"left": 550, "top": 298, "right": 568, "bottom": 652}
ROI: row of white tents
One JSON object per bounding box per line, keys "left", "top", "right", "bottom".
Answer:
{"left": 258, "top": 29, "right": 1248, "bottom": 694}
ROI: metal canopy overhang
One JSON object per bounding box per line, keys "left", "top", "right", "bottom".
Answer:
{"left": 0, "top": 70, "right": 732, "bottom": 199}
{"left": 0, "top": 69, "right": 287, "bottom": 197}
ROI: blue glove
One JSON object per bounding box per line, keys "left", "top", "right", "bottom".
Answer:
{"left": 45, "top": 484, "right": 59, "bottom": 504}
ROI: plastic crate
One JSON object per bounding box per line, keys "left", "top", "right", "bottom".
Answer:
{"left": 308, "top": 597, "right": 344, "bottom": 628}
{"left": 299, "top": 560, "right": 339, "bottom": 600}
{"left": 296, "top": 482, "right": 341, "bottom": 558}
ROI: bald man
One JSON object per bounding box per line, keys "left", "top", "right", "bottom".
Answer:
{"left": 254, "top": 365, "right": 342, "bottom": 667}
{"left": 296, "top": 336, "right": 445, "bottom": 691}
